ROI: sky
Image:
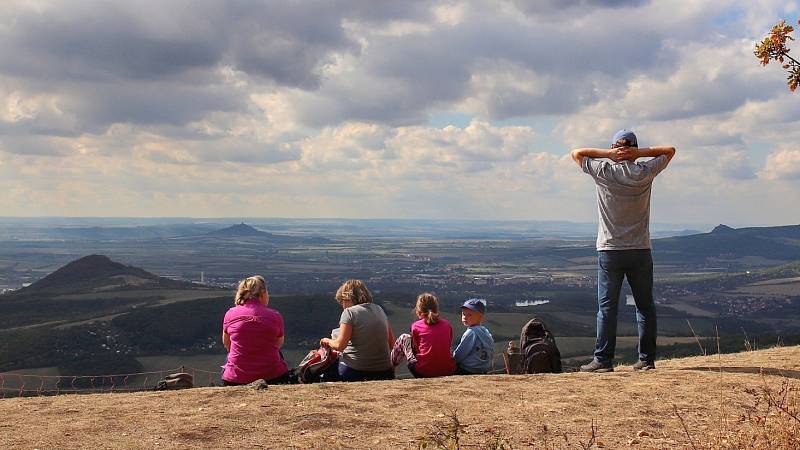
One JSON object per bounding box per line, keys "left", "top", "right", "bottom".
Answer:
{"left": 1, "top": 0, "right": 799, "bottom": 225}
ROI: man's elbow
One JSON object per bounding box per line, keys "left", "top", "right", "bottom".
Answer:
{"left": 570, "top": 149, "right": 583, "bottom": 166}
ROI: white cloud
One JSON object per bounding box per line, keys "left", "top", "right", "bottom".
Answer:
{"left": 298, "top": 119, "right": 538, "bottom": 175}
{"left": 761, "top": 148, "right": 800, "bottom": 180}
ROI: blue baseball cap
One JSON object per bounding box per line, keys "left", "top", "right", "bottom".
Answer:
{"left": 612, "top": 129, "right": 638, "bottom": 148}
{"left": 461, "top": 298, "right": 486, "bottom": 314}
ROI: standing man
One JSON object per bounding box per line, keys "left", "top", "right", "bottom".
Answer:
{"left": 570, "top": 130, "right": 675, "bottom": 372}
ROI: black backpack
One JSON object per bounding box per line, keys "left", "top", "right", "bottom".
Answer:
{"left": 518, "top": 318, "right": 562, "bottom": 374}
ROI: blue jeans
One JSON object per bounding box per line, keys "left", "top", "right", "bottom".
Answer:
{"left": 337, "top": 362, "right": 395, "bottom": 382}
{"left": 594, "top": 249, "right": 657, "bottom": 364}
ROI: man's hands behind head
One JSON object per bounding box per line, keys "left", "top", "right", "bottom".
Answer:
{"left": 611, "top": 146, "right": 638, "bottom": 162}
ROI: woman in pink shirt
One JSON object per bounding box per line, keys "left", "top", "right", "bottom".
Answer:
{"left": 221, "top": 275, "right": 289, "bottom": 385}
{"left": 391, "top": 293, "right": 456, "bottom": 378}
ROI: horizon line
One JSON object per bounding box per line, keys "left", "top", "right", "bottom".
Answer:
{"left": 0, "top": 216, "right": 792, "bottom": 229}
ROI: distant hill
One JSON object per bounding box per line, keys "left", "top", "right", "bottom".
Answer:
{"left": 203, "top": 223, "right": 330, "bottom": 244}
{"left": 205, "top": 223, "right": 273, "bottom": 237}
{"left": 16, "top": 254, "right": 187, "bottom": 295}
{"left": 654, "top": 223, "right": 800, "bottom": 262}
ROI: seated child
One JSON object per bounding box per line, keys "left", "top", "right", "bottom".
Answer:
{"left": 452, "top": 298, "right": 494, "bottom": 375}
{"left": 391, "top": 293, "right": 456, "bottom": 377}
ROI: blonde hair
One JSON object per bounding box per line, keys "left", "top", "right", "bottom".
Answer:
{"left": 234, "top": 275, "right": 266, "bottom": 305}
{"left": 335, "top": 279, "right": 373, "bottom": 306}
{"left": 416, "top": 292, "right": 440, "bottom": 325}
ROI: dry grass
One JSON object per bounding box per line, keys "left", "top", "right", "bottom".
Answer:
{"left": 1, "top": 346, "right": 799, "bottom": 449}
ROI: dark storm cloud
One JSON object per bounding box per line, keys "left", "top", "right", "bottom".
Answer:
{"left": 340, "top": 0, "right": 431, "bottom": 23}
{"left": 223, "top": 0, "right": 433, "bottom": 88}
{"left": 1, "top": 1, "right": 431, "bottom": 86}
{"left": 221, "top": 1, "right": 357, "bottom": 89}
{"left": 0, "top": 0, "right": 386, "bottom": 133}
{"left": 294, "top": 34, "right": 474, "bottom": 127}
{"left": 1, "top": 2, "right": 224, "bottom": 83}
{"left": 291, "top": 4, "right": 670, "bottom": 127}
{"left": 1, "top": 1, "right": 390, "bottom": 83}
{"left": 0, "top": 0, "right": 444, "bottom": 136}
{"left": 510, "top": 0, "right": 651, "bottom": 15}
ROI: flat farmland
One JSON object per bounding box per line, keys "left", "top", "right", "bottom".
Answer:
{"left": 733, "top": 278, "right": 800, "bottom": 296}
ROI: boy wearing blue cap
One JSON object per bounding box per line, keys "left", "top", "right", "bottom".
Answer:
{"left": 452, "top": 298, "right": 494, "bottom": 374}
{"left": 570, "top": 130, "right": 675, "bottom": 372}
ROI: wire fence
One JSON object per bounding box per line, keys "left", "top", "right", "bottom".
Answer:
{"left": 1, "top": 360, "right": 577, "bottom": 399}
{"left": 0, "top": 366, "right": 223, "bottom": 398}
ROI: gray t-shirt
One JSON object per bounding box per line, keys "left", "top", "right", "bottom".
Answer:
{"left": 339, "top": 303, "right": 391, "bottom": 371}
{"left": 582, "top": 156, "right": 669, "bottom": 251}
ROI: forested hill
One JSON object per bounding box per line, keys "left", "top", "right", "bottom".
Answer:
{"left": 15, "top": 254, "right": 189, "bottom": 295}
{"left": 653, "top": 223, "right": 800, "bottom": 261}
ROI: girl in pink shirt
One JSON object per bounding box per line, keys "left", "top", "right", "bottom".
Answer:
{"left": 391, "top": 293, "right": 456, "bottom": 378}
{"left": 221, "top": 275, "right": 289, "bottom": 385}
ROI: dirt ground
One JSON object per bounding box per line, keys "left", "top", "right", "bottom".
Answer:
{"left": 1, "top": 346, "right": 799, "bottom": 449}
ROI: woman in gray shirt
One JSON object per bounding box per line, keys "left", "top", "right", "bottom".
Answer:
{"left": 320, "top": 279, "right": 396, "bottom": 381}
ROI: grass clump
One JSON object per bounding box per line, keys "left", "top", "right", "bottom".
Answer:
{"left": 416, "top": 410, "right": 513, "bottom": 450}
{"left": 677, "top": 377, "right": 800, "bottom": 449}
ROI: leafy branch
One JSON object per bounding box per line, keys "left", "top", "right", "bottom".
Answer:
{"left": 755, "top": 19, "right": 800, "bottom": 92}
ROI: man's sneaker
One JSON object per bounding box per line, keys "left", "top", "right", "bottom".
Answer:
{"left": 632, "top": 360, "right": 655, "bottom": 371}
{"left": 580, "top": 359, "right": 614, "bottom": 373}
